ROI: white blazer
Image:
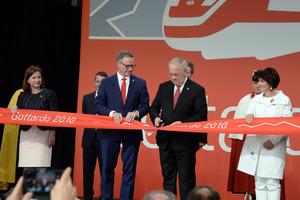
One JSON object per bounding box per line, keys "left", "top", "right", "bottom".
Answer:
{"left": 237, "top": 90, "right": 293, "bottom": 179}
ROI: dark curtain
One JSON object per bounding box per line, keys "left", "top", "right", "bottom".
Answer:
{"left": 0, "top": 0, "right": 81, "bottom": 176}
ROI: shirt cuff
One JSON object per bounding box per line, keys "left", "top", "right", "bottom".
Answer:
{"left": 134, "top": 110, "right": 139, "bottom": 118}
{"left": 109, "top": 110, "right": 116, "bottom": 117}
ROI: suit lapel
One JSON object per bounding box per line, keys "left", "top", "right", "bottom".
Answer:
{"left": 112, "top": 74, "right": 124, "bottom": 106}
{"left": 90, "top": 92, "right": 96, "bottom": 113}
{"left": 167, "top": 82, "right": 175, "bottom": 110}
{"left": 91, "top": 91, "right": 96, "bottom": 104}
{"left": 126, "top": 75, "right": 136, "bottom": 106}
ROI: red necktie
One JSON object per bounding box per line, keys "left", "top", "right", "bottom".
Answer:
{"left": 173, "top": 86, "right": 181, "bottom": 109}
{"left": 121, "top": 77, "right": 126, "bottom": 105}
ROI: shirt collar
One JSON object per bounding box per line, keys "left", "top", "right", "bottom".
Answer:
{"left": 178, "top": 76, "right": 188, "bottom": 88}
{"left": 117, "top": 72, "right": 129, "bottom": 82}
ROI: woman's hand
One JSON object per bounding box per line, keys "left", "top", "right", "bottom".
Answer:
{"left": 245, "top": 114, "right": 254, "bottom": 123}
{"left": 10, "top": 105, "right": 18, "bottom": 114}
{"left": 263, "top": 140, "right": 275, "bottom": 150}
{"left": 199, "top": 142, "right": 206, "bottom": 149}
{"left": 48, "top": 130, "right": 56, "bottom": 147}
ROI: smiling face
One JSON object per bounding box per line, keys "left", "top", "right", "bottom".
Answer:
{"left": 117, "top": 56, "right": 135, "bottom": 77}
{"left": 169, "top": 61, "right": 187, "bottom": 86}
{"left": 258, "top": 78, "right": 271, "bottom": 94}
{"left": 27, "top": 71, "right": 42, "bottom": 90}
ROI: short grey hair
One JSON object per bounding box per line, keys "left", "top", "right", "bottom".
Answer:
{"left": 143, "top": 190, "right": 177, "bottom": 200}
{"left": 168, "top": 57, "right": 187, "bottom": 72}
{"left": 116, "top": 50, "right": 134, "bottom": 63}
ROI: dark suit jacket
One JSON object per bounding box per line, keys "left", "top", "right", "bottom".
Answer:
{"left": 81, "top": 91, "right": 99, "bottom": 147}
{"left": 149, "top": 78, "right": 207, "bottom": 151}
{"left": 94, "top": 73, "right": 150, "bottom": 142}
{"left": 17, "top": 88, "right": 59, "bottom": 131}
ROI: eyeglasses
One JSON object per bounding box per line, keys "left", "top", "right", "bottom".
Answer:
{"left": 120, "top": 62, "right": 136, "bottom": 69}
{"left": 169, "top": 73, "right": 180, "bottom": 78}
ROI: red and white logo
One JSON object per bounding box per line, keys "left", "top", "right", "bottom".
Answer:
{"left": 163, "top": 0, "right": 300, "bottom": 60}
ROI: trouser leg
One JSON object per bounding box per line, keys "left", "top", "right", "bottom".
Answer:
{"left": 100, "top": 140, "right": 120, "bottom": 200}
{"left": 159, "top": 146, "right": 177, "bottom": 195}
{"left": 255, "top": 176, "right": 281, "bottom": 200}
{"left": 255, "top": 176, "right": 268, "bottom": 200}
{"left": 83, "top": 145, "right": 97, "bottom": 200}
{"left": 266, "top": 178, "right": 281, "bottom": 200}
{"left": 176, "top": 150, "right": 196, "bottom": 200}
{"left": 119, "top": 141, "right": 140, "bottom": 200}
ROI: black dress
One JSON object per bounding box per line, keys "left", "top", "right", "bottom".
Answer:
{"left": 17, "top": 89, "right": 58, "bottom": 167}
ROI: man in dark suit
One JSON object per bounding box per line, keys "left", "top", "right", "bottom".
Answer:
{"left": 149, "top": 58, "right": 208, "bottom": 200}
{"left": 95, "top": 51, "right": 150, "bottom": 200}
{"left": 82, "top": 71, "right": 108, "bottom": 200}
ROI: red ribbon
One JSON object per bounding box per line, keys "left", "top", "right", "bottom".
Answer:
{"left": 0, "top": 108, "right": 154, "bottom": 130}
{"left": 158, "top": 117, "right": 300, "bottom": 135}
{"left": 0, "top": 108, "right": 299, "bottom": 135}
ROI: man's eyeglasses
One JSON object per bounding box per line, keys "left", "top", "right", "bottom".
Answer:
{"left": 120, "top": 62, "right": 136, "bottom": 69}
{"left": 169, "top": 73, "right": 180, "bottom": 78}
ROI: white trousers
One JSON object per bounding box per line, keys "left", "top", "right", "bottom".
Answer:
{"left": 255, "top": 176, "right": 281, "bottom": 200}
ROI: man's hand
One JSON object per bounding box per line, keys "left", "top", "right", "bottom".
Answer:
{"left": 245, "top": 114, "right": 254, "bottom": 123}
{"left": 125, "top": 111, "right": 138, "bottom": 122}
{"left": 6, "top": 177, "right": 33, "bottom": 200}
{"left": 263, "top": 140, "right": 275, "bottom": 150}
{"left": 50, "top": 167, "right": 77, "bottom": 200}
{"left": 154, "top": 117, "right": 164, "bottom": 127}
{"left": 112, "top": 112, "right": 123, "bottom": 124}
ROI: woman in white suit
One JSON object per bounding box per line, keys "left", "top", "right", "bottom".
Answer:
{"left": 238, "top": 67, "right": 293, "bottom": 200}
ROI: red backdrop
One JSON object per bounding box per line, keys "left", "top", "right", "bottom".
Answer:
{"left": 74, "top": 1, "right": 300, "bottom": 199}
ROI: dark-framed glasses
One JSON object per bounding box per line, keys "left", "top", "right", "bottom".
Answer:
{"left": 120, "top": 62, "right": 136, "bottom": 69}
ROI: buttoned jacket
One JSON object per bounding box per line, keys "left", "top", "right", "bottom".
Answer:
{"left": 238, "top": 91, "right": 293, "bottom": 179}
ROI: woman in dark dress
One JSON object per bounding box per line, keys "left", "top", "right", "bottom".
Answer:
{"left": 11, "top": 65, "right": 58, "bottom": 168}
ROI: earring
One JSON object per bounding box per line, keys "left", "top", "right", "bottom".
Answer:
{"left": 270, "top": 87, "right": 273, "bottom": 91}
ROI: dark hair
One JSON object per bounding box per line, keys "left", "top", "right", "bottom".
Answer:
{"left": 22, "top": 65, "right": 45, "bottom": 92}
{"left": 95, "top": 71, "right": 108, "bottom": 80}
{"left": 255, "top": 67, "right": 280, "bottom": 89}
{"left": 116, "top": 50, "right": 134, "bottom": 63}
{"left": 187, "top": 185, "right": 220, "bottom": 200}
{"left": 187, "top": 61, "right": 194, "bottom": 74}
